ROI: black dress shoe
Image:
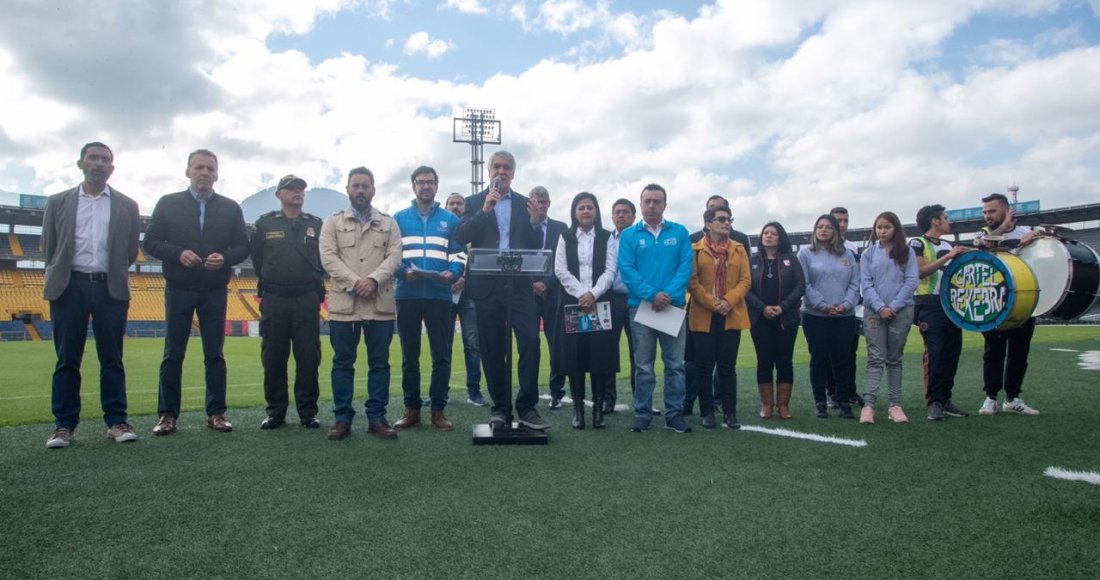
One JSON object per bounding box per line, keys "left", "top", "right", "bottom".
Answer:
{"left": 300, "top": 417, "right": 320, "bottom": 429}
{"left": 260, "top": 416, "right": 285, "bottom": 430}
{"left": 815, "top": 402, "right": 828, "bottom": 418}
{"left": 549, "top": 398, "right": 563, "bottom": 410}
{"left": 601, "top": 400, "right": 615, "bottom": 414}
{"left": 839, "top": 405, "right": 855, "bottom": 419}
{"left": 572, "top": 407, "right": 585, "bottom": 430}
{"left": 683, "top": 403, "right": 694, "bottom": 416}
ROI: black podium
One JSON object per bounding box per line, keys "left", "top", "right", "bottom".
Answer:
{"left": 467, "top": 248, "right": 553, "bottom": 446}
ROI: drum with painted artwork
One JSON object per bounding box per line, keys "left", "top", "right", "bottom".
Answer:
{"left": 941, "top": 249, "right": 1038, "bottom": 332}
{"left": 1017, "top": 236, "right": 1100, "bottom": 320}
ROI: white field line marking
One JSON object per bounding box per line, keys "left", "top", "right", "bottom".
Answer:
{"left": 1079, "top": 351, "right": 1100, "bottom": 371}
{"left": 740, "top": 425, "right": 867, "bottom": 448}
{"left": 1049, "top": 348, "right": 1079, "bottom": 352}
{"left": 1044, "top": 467, "right": 1100, "bottom": 486}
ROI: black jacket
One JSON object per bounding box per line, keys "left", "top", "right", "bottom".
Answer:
{"left": 746, "top": 252, "right": 805, "bottom": 327}
{"left": 455, "top": 188, "right": 543, "bottom": 301}
{"left": 143, "top": 190, "right": 250, "bottom": 290}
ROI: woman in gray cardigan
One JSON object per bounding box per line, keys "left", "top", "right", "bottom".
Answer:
{"left": 798, "top": 214, "right": 860, "bottom": 419}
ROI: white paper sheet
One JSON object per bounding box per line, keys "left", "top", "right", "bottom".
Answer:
{"left": 632, "top": 300, "right": 686, "bottom": 336}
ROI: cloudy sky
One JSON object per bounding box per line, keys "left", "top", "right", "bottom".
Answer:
{"left": 1, "top": 0, "right": 1098, "bottom": 233}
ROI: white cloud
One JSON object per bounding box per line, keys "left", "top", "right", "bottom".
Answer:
{"left": 443, "top": 0, "right": 489, "bottom": 15}
{"left": 1, "top": 0, "right": 1098, "bottom": 234}
{"left": 404, "top": 31, "right": 455, "bottom": 58}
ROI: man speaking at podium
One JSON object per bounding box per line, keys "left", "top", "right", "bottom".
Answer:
{"left": 456, "top": 151, "right": 549, "bottom": 431}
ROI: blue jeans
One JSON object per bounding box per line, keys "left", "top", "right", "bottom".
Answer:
{"left": 158, "top": 285, "right": 228, "bottom": 418}
{"left": 329, "top": 319, "right": 394, "bottom": 423}
{"left": 451, "top": 295, "right": 482, "bottom": 395}
{"left": 629, "top": 308, "right": 687, "bottom": 423}
{"left": 49, "top": 277, "right": 130, "bottom": 430}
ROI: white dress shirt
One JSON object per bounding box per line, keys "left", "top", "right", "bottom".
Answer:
{"left": 72, "top": 184, "right": 112, "bottom": 273}
{"left": 554, "top": 226, "right": 618, "bottom": 300}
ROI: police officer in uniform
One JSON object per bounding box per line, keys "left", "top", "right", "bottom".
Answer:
{"left": 251, "top": 175, "right": 326, "bottom": 429}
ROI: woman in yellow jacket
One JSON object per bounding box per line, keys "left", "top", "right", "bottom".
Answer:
{"left": 689, "top": 205, "right": 751, "bottom": 429}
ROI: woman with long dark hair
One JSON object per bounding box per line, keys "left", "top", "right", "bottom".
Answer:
{"left": 798, "top": 214, "right": 860, "bottom": 419}
{"left": 746, "top": 222, "right": 804, "bottom": 419}
{"left": 553, "top": 192, "right": 618, "bottom": 429}
{"left": 688, "top": 205, "right": 751, "bottom": 429}
{"left": 858, "top": 211, "right": 919, "bottom": 424}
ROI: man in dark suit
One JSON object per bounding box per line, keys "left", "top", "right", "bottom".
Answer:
{"left": 455, "top": 150, "right": 549, "bottom": 430}
{"left": 42, "top": 142, "right": 141, "bottom": 449}
{"left": 528, "top": 186, "right": 568, "bottom": 408}
{"left": 143, "top": 149, "right": 250, "bottom": 436}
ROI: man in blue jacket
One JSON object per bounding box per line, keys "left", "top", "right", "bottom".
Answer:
{"left": 393, "top": 166, "right": 466, "bottom": 431}
{"left": 618, "top": 184, "right": 694, "bottom": 433}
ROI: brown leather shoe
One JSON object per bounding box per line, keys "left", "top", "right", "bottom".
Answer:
{"left": 430, "top": 410, "right": 453, "bottom": 431}
{"left": 152, "top": 415, "right": 177, "bottom": 436}
{"left": 206, "top": 414, "right": 233, "bottom": 432}
{"left": 393, "top": 407, "right": 421, "bottom": 429}
{"left": 368, "top": 420, "right": 398, "bottom": 440}
{"left": 327, "top": 420, "right": 352, "bottom": 440}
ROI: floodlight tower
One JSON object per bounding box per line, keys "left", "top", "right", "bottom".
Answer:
{"left": 453, "top": 107, "right": 502, "bottom": 195}
{"left": 1008, "top": 184, "right": 1020, "bottom": 204}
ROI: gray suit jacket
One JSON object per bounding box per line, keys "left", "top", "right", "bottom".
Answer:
{"left": 42, "top": 186, "right": 141, "bottom": 301}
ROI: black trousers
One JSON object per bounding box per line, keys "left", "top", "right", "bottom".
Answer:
{"left": 750, "top": 317, "right": 799, "bottom": 384}
{"left": 604, "top": 291, "right": 635, "bottom": 405}
{"left": 397, "top": 299, "right": 453, "bottom": 410}
{"left": 982, "top": 318, "right": 1035, "bottom": 400}
{"left": 537, "top": 290, "right": 566, "bottom": 399}
{"left": 474, "top": 279, "right": 541, "bottom": 418}
{"left": 915, "top": 302, "right": 962, "bottom": 405}
{"left": 803, "top": 315, "right": 857, "bottom": 405}
{"left": 260, "top": 292, "right": 321, "bottom": 420}
{"left": 691, "top": 313, "right": 741, "bottom": 416}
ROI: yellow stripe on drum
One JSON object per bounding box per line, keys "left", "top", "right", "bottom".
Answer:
{"left": 999, "top": 252, "right": 1039, "bottom": 330}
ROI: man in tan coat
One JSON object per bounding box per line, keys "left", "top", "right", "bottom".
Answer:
{"left": 319, "top": 167, "right": 402, "bottom": 441}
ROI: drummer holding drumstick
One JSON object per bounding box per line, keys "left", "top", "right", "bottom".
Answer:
{"left": 973, "top": 193, "right": 1040, "bottom": 416}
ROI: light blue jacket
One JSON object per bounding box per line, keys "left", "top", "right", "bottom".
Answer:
{"left": 393, "top": 201, "right": 465, "bottom": 301}
{"left": 859, "top": 242, "right": 918, "bottom": 313}
{"left": 798, "top": 246, "right": 860, "bottom": 317}
{"left": 618, "top": 220, "right": 693, "bottom": 308}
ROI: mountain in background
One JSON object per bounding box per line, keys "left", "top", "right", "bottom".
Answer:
{"left": 239, "top": 187, "right": 348, "bottom": 223}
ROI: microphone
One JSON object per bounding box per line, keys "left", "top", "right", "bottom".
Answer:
{"left": 489, "top": 177, "right": 503, "bottom": 207}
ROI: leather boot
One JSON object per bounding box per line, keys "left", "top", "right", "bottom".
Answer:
{"left": 430, "top": 410, "right": 453, "bottom": 431}
{"left": 592, "top": 376, "right": 606, "bottom": 429}
{"left": 758, "top": 383, "right": 775, "bottom": 419}
{"left": 776, "top": 383, "right": 793, "bottom": 419}
{"left": 393, "top": 407, "right": 420, "bottom": 429}
{"left": 570, "top": 379, "right": 585, "bottom": 430}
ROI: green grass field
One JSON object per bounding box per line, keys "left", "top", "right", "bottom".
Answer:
{"left": 1, "top": 326, "right": 1099, "bottom": 579}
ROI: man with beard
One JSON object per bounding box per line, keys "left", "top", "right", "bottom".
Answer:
{"left": 319, "top": 167, "right": 403, "bottom": 440}
{"left": 42, "top": 142, "right": 141, "bottom": 449}
{"left": 974, "top": 193, "right": 1040, "bottom": 416}
{"left": 392, "top": 166, "right": 465, "bottom": 431}
{"left": 144, "top": 149, "right": 250, "bottom": 436}
{"left": 455, "top": 150, "right": 549, "bottom": 431}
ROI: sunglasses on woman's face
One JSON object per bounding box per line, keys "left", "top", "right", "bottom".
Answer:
{"left": 711, "top": 216, "right": 731, "bottom": 224}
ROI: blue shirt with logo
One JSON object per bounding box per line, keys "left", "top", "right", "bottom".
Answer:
{"left": 617, "top": 219, "right": 693, "bottom": 308}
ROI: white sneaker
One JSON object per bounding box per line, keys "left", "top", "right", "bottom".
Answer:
{"left": 1003, "top": 398, "right": 1040, "bottom": 416}
{"left": 978, "top": 397, "right": 998, "bottom": 415}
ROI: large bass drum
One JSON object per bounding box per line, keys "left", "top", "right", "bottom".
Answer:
{"left": 941, "top": 249, "right": 1039, "bottom": 332}
{"left": 1017, "top": 236, "right": 1100, "bottom": 320}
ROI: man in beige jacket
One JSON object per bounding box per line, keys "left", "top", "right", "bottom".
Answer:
{"left": 319, "top": 167, "right": 402, "bottom": 441}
